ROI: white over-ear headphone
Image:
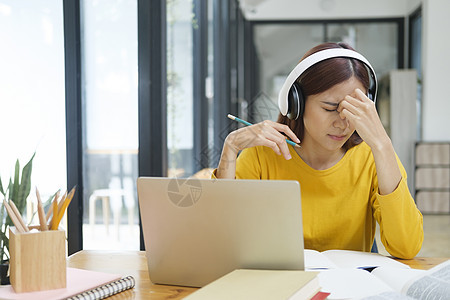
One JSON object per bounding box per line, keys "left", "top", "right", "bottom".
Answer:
{"left": 278, "top": 48, "right": 378, "bottom": 120}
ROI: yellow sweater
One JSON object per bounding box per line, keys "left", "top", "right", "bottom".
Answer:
{"left": 234, "top": 142, "right": 423, "bottom": 259}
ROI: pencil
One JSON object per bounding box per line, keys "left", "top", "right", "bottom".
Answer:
{"left": 52, "top": 186, "right": 76, "bottom": 230}
{"left": 227, "top": 114, "right": 301, "bottom": 148}
{"left": 46, "top": 190, "right": 60, "bottom": 222}
{"left": 3, "top": 200, "right": 26, "bottom": 233}
{"left": 56, "top": 191, "right": 68, "bottom": 216}
{"left": 36, "top": 188, "right": 48, "bottom": 231}
{"left": 8, "top": 200, "right": 29, "bottom": 232}
{"left": 49, "top": 195, "right": 59, "bottom": 230}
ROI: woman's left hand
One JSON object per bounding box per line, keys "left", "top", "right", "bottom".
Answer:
{"left": 337, "top": 88, "right": 390, "bottom": 150}
{"left": 339, "top": 88, "right": 402, "bottom": 195}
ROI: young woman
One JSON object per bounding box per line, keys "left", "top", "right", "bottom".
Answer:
{"left": 215, "top": 42, "right": 423, "bottom": 259}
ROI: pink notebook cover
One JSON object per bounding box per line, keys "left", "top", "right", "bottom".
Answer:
{"left": 0, "top": 267, "right": 121, "bottom": 300}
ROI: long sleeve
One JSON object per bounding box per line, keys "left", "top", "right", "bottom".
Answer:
{"left": 373, "top": 172, "right": 424, "bottom": 259}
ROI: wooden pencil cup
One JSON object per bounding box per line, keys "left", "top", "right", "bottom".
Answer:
{"left": 9, "top": 226, "right": 66, "bottom": 293}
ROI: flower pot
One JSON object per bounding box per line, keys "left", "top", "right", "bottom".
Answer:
{"left": 0, "top": 261, "right": 10, "bottom": 285}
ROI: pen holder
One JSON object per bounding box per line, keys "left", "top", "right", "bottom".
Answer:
{"left": 9, "top": 226, "right": 66, "bottom": 293}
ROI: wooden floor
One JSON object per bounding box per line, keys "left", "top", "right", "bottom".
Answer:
{"left": 376, "top": 215, "right": 450, "bottom": 257}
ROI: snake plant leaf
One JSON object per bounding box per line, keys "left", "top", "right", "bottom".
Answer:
{"left": 46, "top": 190, "right": 59, "bottom": 207}
{"left": 0, "top": 230, "right": 8, "bottom": 250}
{"left": 5, "top": 180, "right": 14, "bottom": 227}
{"left": 0, "top": 177, "right": 4, "bottom": 196}
{"left": 0, "top": 229, "right": 9, "bottom": 262}
{"left": 0, "top": 202, "right": 6, "bottom": 263}
{"left": 1, "top": 154, "right": 36, "bottom": 262}
{"left": 16, "top": 153, "right": 35, "bottom": 214}
{"left": 11, "top": 160, "right": 20, "bottom": 206}
{"left": 7, "top": 179, "right": 12, "bottom": 200}
{"left": 5, "top": 178, "right": 14, "bottom": 226}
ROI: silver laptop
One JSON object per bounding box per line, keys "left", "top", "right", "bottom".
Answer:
{"left": 137, "top": 177, "right": 304, "bottom": 287}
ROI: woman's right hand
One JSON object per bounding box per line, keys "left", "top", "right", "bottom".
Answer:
{"left": 216, "top": 120, "right": 299, "bottom": 179}
{"left": 224, "top": 120, "right": 300, "bottom": 160}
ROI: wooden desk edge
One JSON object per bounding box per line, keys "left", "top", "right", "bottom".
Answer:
{"left": 68, "top": 250, "right": 448, "bottom": 270}
{"left": 392, "top": 256, "right": 448, "bottom": 270}
{"left": 67, "top": 250, "right": 448, "bottom": 300}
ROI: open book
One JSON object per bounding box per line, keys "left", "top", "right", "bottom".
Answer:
{"left": 304, "top": 249, "right": 410, "bottom": 271}
{"left": 304, "top": 250, "right": 449, "bottom": 299}
{"left": 361, "top": 260, "right": 450, "bottom": 299}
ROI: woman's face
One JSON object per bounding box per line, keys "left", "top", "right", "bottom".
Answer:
{"left": 302, "top": 76, "right": 365, "bottom": 153}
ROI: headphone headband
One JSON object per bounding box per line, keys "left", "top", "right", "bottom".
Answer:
{"left": 278, "top": 48, "right": 378, "bottom": 117}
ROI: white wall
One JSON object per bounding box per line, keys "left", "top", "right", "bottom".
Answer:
{"left": 422, "top": 0, "right": 450, "bottom": 141}
{"left": 407, "top": 0, "right": 422, "bottom": 14}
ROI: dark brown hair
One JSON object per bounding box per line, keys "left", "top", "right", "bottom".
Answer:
{"left": 277, "top": 42, "right": 371, "bottom": 150}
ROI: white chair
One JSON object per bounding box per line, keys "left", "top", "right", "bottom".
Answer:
{"left": 88, "top": 179, "right": 135, "bottom": 239}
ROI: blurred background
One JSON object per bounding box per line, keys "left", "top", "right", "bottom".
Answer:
{"left": 0, "top": 0, "right": 448, "bottom": 256}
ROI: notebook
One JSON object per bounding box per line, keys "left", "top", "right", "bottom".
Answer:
{"left": 0, "top": 268, "right": 132, "bottom": 300}
{"left": 137, "top": 177, "right": 305, "bottom": 287}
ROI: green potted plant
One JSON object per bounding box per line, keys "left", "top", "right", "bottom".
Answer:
{"left": 0, "top": 153, "right": 34, "bottom": 285}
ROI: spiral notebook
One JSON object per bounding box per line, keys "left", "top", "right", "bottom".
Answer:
{"left": 0, "top": 268, "right": 135, "bottom": 300}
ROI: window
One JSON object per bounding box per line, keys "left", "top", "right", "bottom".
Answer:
{"left": 0, "top": 1, "right": 66, "bottom": 214}
{"left": 80, "top": 0, "right": 139, "bottom": 250}
{"left": 64, "top": 0, "right": 245, "bottom": 252}
{"left": 251, "top": 20, "right": 401, "bottom": 123}
{"left": 167, "top": 0, "right": 195, "bottom": 177}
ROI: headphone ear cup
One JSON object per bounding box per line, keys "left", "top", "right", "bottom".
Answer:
{"left": 287, "top": 82, "right": 304, "bottom": 120}
{"left": 367, "top": 82, "right": 375, "bottom": 102}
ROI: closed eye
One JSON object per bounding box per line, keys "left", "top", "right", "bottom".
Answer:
{"left": 321, "top": 101, "right": 339, "bottom": 112}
